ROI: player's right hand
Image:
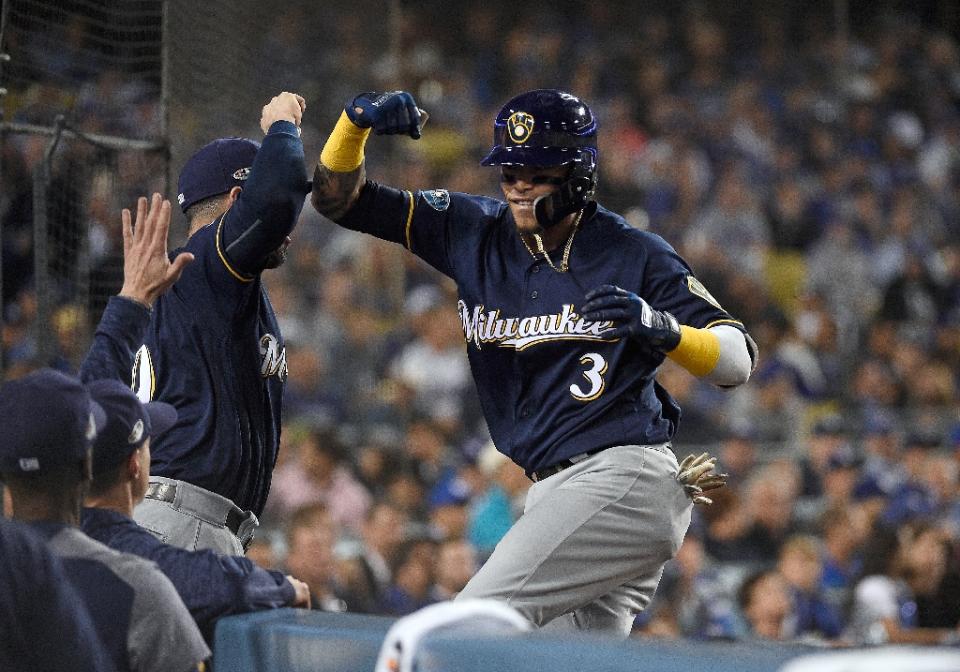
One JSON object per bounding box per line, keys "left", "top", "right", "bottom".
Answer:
{"left": 260, "top": 92, "right": 306, "bottom": 134}
{"left": 286, "top": 575, "right": 312, "bottom": 608}
{"left": 345, "top": 91, "right": 423, "bottom": 138}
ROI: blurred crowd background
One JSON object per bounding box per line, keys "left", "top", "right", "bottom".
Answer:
{"left": 2, "top": 0, "right": 960, "bottom": 644}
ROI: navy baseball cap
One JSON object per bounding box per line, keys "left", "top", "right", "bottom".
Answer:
{"left": 177, "top": 137, "right": 260, "bottom": 213}
{"left": 0, "top": 369, "right": 107, "bottom": 474}
{"left": 86, "top": 379, "right": 177, "bottom": 475}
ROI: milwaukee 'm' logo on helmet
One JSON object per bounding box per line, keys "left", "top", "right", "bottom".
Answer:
{"left": 507, "top": 112, "right": 534, "bottom": 144}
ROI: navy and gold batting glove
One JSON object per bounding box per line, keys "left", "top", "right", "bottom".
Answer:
{"left": 581, "top": 285, "right": 681, "bottom": 352}
{"left": 346, "top": 91, "right": 423, "bottom": 139}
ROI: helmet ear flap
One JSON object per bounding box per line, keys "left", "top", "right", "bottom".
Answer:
{"left": 533, "top": 161, "right": 597, "bottom": 229}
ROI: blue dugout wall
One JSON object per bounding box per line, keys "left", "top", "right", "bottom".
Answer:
{"left": 212, "top": 609, "right": 813, "bottom": 672}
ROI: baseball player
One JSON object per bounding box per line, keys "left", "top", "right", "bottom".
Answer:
{"left": 0, "top": 369, "right": 210, "bottom": 671}
{"left": 82, "top": 378, "right": 311, "bottom": 642}
{"left": 311, "top": 89, "right": 756, "bottom": 636}
{"left": 117, "top": 92, "right": 309, "bottom": 554}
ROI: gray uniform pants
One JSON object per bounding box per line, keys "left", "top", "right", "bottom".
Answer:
{"left": 456, "top": 444, "right": 692, "bottom": 637}
{"left": 132, "top": 476, "right": 258, "bottom": 556}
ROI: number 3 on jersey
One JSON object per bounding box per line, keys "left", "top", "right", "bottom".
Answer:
{"left": 570, "top": 352, "right": 607, "bottom": 402}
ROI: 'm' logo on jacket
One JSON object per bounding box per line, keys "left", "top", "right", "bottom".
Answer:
{"left": 259, "top": 334, "right": 288, "bottom": 381}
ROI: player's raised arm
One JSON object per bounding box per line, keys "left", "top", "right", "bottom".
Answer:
{"left": 311, "top": 91, "right": 423, "bottom": 223}
{"left": 216, "top": 92, "right": 309, "bottom": 275}
{"left": 79, "top": 194, "right": 194, "bottom": 384}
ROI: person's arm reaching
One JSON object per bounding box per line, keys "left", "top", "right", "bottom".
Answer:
{"left": 311, "top": 91, "right": 423, "bottom": 226}
{"left": 80, "top": 194, "right": 193, "bottom": 383}
{"left": 219, "top": 92, "right": 310, "bottom": 276}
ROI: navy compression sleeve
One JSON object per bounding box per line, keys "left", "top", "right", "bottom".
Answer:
{"left": 220, "top": 120, "right": 309, "bottom": 275}
{"left": 336, "top": 179, "right": 410, "bottom": 245}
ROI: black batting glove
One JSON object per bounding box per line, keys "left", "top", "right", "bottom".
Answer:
{"left": 345, "top": 91, "right": 423, "bottom": 139}
{"left": 580, "top": 285, "right": 681, "bottom": 352}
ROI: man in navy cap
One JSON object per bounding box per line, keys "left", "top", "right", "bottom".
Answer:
{"left": 0, "top": 369, "right": 210, "bottom": 672}
{"left": 82, "top": 378, "right": 310, "bottom": 642}
{"left": 0, "top": 516, "right": 116, "bottom": 671}
{"left": 115, "top": 91, "right": 309, "bottom": 554}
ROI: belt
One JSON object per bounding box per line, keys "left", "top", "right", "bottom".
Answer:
{"left": 528, "top": 443, "right": 673, "bottom": 483}
{"left": 145, "top": 482, "right": 246, "bottom": 536}
{"left": 528, "top": 447, "right": 607, "bottom": 483}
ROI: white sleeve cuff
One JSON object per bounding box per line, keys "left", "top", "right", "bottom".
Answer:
{"left": 705, "top": 325, "right": 753, "bottom": 387}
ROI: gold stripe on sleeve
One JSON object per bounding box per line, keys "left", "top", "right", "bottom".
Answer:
{"left": 216, "top": 215, "right": 255, "bottom": 283}
{"left": 404, "top": 190, "right": 415, "bottom": 250}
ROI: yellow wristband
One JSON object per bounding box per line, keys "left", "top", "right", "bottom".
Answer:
{"left": 320, "top": 111, "right": 372, "bottom": 172}
{"left": 667, "top": 325, "right": 720, "bottom": 377}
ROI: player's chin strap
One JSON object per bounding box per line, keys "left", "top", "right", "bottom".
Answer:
{"left": 533, "top": 163, "right": 597, "bottom": 229}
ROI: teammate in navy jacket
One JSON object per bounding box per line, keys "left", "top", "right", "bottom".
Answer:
{"left": 122, "top": 92, "right": 309, "bottom": 554}
{"left": 82, "top": 378, "right": 310, "bottom": 642}
{"left": 312, "top": 89, "right": 756, "bottom": 636}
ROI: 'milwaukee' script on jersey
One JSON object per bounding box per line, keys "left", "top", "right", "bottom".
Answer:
{"left": 458, "top": 301, "right": 616, "bottom": 351}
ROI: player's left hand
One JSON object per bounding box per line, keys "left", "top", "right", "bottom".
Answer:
{"left": 580, "top": 285, "right": 681, "bottom": 351}
{"left": 119, "top": 193, "right": 195, "bottom": 308}
{"left": 346, "top": 91, "right": 424, "bottom": 138}
{"left": 677, "top": 452, "right": 728, "bottom": 506}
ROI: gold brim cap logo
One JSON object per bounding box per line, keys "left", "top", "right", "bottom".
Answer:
{"left": 507, "top": 112, "right": 534, "bottom": 144}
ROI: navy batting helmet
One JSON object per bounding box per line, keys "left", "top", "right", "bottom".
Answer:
{"left": 480, "top": 89, "right": 598, "bottom": 175}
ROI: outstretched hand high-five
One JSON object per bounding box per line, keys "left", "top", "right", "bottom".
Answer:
{"left": 119, "top": 193, "right": 194, "bottom": 308}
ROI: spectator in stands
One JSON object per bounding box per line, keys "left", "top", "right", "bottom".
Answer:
{"left": 737, "top": 569, "right": 795, "bottom": 640}
{"left": 283, "top": 503, "right": 347, "bottom": 612}
{"left": 848, "top": 521, "right": 959, "bottom": 645}
{"left": 819, "top": 506, "right": 866, "bottom": 610}
{"left": 881, "top": 432, "right": 941, "bottom": 527}
{"left": 266, "top": 427, "right": 371, "bottom": 534}
{"left": 381, "top": 537, "right": 437, "bottom": 615}
{"left": 340, "top": 501, "right": 408, "bottom": 613}
{"left": 431, "top": 538, "right": 479, "bottom": 601}
{"left": 777, "top": 535, "right": 843, "bottom": 639}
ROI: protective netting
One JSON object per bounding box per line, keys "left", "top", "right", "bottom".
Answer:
{"left": 1, "top": 0, "right": 166, "bottom": 371}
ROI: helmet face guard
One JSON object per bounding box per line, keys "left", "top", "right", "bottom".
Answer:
{"left": 480, "top": 89, "right": 598, "bottom": 175}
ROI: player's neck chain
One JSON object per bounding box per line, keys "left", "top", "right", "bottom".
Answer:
{"left": 521, "top": 210, "right": 583, "bottom": 273}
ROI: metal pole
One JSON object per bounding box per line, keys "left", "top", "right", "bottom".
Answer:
{"left": 33, "top": 116, "right": 66, "bottom": 366}
{"left": 0, "top": 0, "right": 12, "bottom": 378}
{"left": 160, "top": 0, "right": 171, "bottom": 198}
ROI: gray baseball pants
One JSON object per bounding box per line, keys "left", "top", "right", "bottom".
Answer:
{"left": 133, "top": 476, "right": 258, "bottom": 556}
{"left": 456, "top": 443, "right": 692, "bottom": 637}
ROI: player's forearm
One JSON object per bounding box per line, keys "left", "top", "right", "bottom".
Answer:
{"left": 221, "top": 121, "right": 308, "bottom": 265}
{"left": 311, "top": 161, "right": 366, "bottom": 221}
{"left": 78, "top": 296, "right": 152, "bottom": 384}
{"left": 667, "top": 324, "right": 755, "bottom": 386}
{"left": 311, "top": 110, "right": 372, "bottom": 221}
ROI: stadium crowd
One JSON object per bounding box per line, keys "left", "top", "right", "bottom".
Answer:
{"left": 2, "top": 1, "right": 960, "bottom": 645}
